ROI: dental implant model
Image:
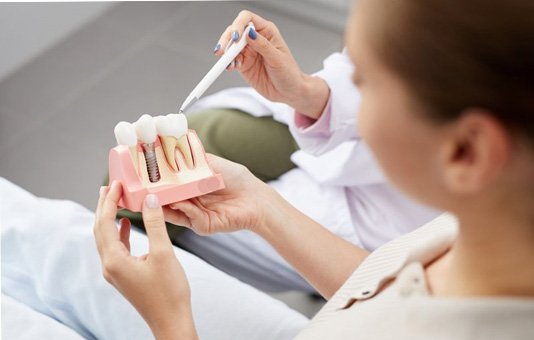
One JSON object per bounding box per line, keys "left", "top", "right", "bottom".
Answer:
{"left": 134, "top": 114, "right": 161, "bottom": 183}
{"left": 108, "top": 113, "right": 225, "bottom": 212}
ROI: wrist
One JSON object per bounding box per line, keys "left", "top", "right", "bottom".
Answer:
{"left": 289, "top": 74, "right": 330, "bottom": 120}
{"left": 252, "top": 183, "right": 294, "bottom": 239}
{"left": 150, "top": 304, "right": 198, "bottom": 340}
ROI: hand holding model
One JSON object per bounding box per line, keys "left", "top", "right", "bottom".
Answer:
{"left": 95, "top": 154, "right": 295, "bottom": 339}
{"left": 94, "top": 182, "right": 198, "bottom": 340}
{"left": 216, "top": 10, "right": 330, "bottom": 119}
{"left": 163, "top": 154, "right": 280, "bottom": 235}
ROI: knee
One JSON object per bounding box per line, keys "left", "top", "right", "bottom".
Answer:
{"left": 188, "top": 109, "right": 251, "bottom": 154}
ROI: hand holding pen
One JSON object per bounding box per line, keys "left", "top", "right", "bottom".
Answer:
{"left": 180, "top": 10, "right": 330, "bottom": 120}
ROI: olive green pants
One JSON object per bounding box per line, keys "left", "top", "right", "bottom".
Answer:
{"left": 110, "top": 109, "right": 299, "bottom": 239}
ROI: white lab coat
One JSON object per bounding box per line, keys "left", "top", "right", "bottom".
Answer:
{"left": 182, "top": 50, "right": 440, "bottom": 292}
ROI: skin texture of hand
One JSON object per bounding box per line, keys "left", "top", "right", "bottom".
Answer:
{"left": 215, "top": 10, "right": 330, "bottom": 119}
{"left": 164, "top": 154, "right": 274, "bottom": 235}
{"left": 94, "top": 182, "right": 198, "bottom": 340}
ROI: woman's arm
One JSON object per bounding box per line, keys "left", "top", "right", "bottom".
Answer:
{"left": 256, "top": 185, "right": 369, "bottom": 299}
{"left": 165, "top": 155, "right": 369, "bottom": 299}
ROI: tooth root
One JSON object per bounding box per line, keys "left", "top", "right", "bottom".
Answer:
{"left": 160, "top": 136, "right": 179, "bottom": 171}
{"left": 129, "top": 147, "right": 139, "bottom": 174}
{"left": 174, "top": 147, "right": 188, "bottom": 171}
{"left": 186, "top": 131, "right": 209, "bottom": 168}
{"left": 176, "top": 135, "right": 194, "bottom": 169}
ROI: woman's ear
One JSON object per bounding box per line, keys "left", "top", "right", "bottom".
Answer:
{"left": 440, "top": 109, "right": 511, "bottom": 195}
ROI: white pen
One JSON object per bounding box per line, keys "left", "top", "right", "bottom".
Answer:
{"left": 178, "top": 23, "right": 255, "bottom": 114}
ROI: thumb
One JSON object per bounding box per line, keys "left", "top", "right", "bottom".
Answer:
{"left": 246, "top": 27, "right": 279, "bottom": 61}
{"left": 142, "top": 194, "right": 173, "bottom": 255}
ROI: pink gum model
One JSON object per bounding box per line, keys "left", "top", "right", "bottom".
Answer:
{"left": 108, "top": 129, "right": 225, "bottom": 212}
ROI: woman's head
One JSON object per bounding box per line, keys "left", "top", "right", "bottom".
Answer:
{"left": 346, "top": 0, "right": 534, "bottom": 213}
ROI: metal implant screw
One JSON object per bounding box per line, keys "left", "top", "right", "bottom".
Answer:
{"left": 142, "top": 143, "right": 160, "bottom": 183}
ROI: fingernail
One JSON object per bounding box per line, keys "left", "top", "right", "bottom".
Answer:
{"left": 145, "top": 194, "right": 159, "bottom": 209}
{"left": 231, "top": 31, "right": 239, "bottom": 41}
{"left": 248, "top": 27, "right": 257, "bottom": 40}
{"left": 213, "top": 43, "right": 221, "bottom": 53}
{"left": 110, "top": 180, "right": 117, "bottom": 190}
{"left": 99, "top": 186, "right": 106, "bottom": 196}
{"left": 234, "top": 60, "right": 239, "bottom": 68}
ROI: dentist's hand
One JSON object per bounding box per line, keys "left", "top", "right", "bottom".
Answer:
{"left": 215, "top": 10, "right": 330, "bottom": 119}
{"left": 94, "top": 182, "right": 198, "bottom": 340}
{"left": 163, "top": 154, "right": 277, "bottom": 235}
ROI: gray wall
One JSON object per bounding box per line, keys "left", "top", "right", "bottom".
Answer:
{"left": 262, "top": 0, "right": 352, "bottom": 32}
{"left": 0, "top": 3, "right": 114, "bottom": 82}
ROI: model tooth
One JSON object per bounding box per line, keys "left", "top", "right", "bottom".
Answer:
{"left": 114, "top": 121, "right": 138, "bottom": 146}
{"left": 113, "top": 121, "right": 139, "bottom": 173}
{"left": 169, "top": 113, "right": 193, "bottom": 169}
{"left": 134, "top": 114, "right": 157, "bottom": 144}
{"left": 155, "top": 113, "right": 193, "bottom": 170}
{"left": 153, "top": 115, "right": 167, "bottom": 137}
{"left": 155, "top": 114, "right": 186, "bottom": 138}
{"left": 167, "top": 113, "right": 188, "bottom": 137}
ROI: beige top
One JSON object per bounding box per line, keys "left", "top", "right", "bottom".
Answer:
{"left": 296, "top": 214, "right": 534, "bottom": 339}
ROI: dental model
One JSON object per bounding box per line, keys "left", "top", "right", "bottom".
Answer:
{"left": 109, "top": 113, "right": 225, "bottom": 212}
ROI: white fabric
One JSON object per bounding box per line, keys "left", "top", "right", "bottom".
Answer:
{"left": 183, "top": 50, "right": 440, "bottom": 290}
{"left": 2, "top": 294, "right": 84, "bottom": 340}
{"left": 0, "top": 178, "right": 308, "bottom": 340}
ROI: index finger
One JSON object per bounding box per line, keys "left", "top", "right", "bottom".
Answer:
{"left": 232, "top": 10, "right": 273, "bottom": 35}
{"left": 215, "top": 10, "right": 274, "bottom": 56}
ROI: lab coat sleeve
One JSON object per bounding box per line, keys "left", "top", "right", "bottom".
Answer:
{"left": 288, "top": 50, "right": 361, "bottom": 156}
{"left": 287, "top": 50, "right": 387, "bottom": 186}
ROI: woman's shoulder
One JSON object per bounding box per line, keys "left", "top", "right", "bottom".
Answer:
{"left": 308, "top": 213, "right": 459, "bottom": 321}
{"left": 296, "top": 214, "right": 534, "bottom": 339}
{"left": 344, "top": 213, "right": 458, "bottom": 299}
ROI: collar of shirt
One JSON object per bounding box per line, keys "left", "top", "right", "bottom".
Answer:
{"left": 319, "top": 213, "right": 459, "bottom": 316}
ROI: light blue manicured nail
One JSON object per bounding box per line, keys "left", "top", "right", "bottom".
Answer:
{"left": 248, "top": 27, "right": 257, "bottom": 40}
{"left": 213, "top": 43, "right": 221, "bottom": 53}
{"left": 231, "top": 31, "right": 239, "bottom": 41}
